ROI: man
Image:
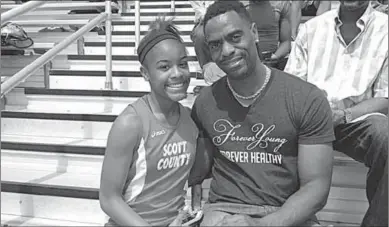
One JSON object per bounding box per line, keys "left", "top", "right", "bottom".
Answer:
{"left": 246, "top": 1, "right": 292, "bottom": 70}
{"left": 285, "top": 1, "right": 388, "bottom": 226}
{"left": 290, "top": 0, "right": 332, "bottom": 41}
{"left": 188, "top": 1, "right": 335, "bottom": 226}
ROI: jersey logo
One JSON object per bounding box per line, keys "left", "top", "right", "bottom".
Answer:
{"left": 151, "top": 129, "right": 166, "bottom": 138}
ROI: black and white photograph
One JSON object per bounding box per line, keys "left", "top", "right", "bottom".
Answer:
{"left": 0, "top": 0, "right": 388, "bottom": 226}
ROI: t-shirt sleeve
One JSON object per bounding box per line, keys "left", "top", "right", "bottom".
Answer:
{"left": 298, "top": 87, "right": 336, "bottom": 144}
{"left": 188, "top": 99, "right": 214, "bottom": 187}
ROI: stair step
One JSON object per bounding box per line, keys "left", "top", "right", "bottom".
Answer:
{"left": 5, "top": 93, "right": 196, "bottom": 114}
{"left": 99, "top": 30, "right": 192, "bottom": 36}
{"left": 2, "top": 149, "right": 103, "bottom": 175}
{"left": 49, "top": 70, "right": 200, "bottom": 78}
{"left": 1, "top": 192, "right": 106, "bottom": 224}
{"left": 25, "top": 88, "right": 148, "bottom": 97}
{"left": 2, "top": 134, "right": 105, "bottom": 155}
{"left": 84, "top": 41, "right": 194, "bottom": 47}
{"left": 5, "top": 94, "right": 136, "bottom": 115}
{"left": 111, "top": 24, "right": 194, "bottom": 32}
{"left": 67, "top": 54, "right": 197, "bottom": 61}
{"left": 2, "top": 117, "right": 112, "bottom": 139}
{"left": 1, "top": 213, "right": 99, "bottom": 226}
{"left": 49, "top": 76, "right": 206, "bottom": 92}
{"left": 121, "top": 12, "right": 194, "bottom": 16}
{"left": 83, "top": 46, "right": 197, "bottom": 56}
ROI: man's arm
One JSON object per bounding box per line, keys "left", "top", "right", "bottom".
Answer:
{"left": 257, "top": 143, "right": 333, "bottom": 226}
{"left": 353, "top": 55, "right": 389, "bottom": 116}
{"left": 257, "top": 87, "right": 335, "bottom": 226}
{"left": 273, "top": 2, "right": 292, "bottom": 59}
{"left": 333, "top": 55, "right": 388, "bottom": 125}
{"left": 290, "top": 0, "right": 304, "bottom": 39}
{"left": 284, "top": 24, "right": 309, "bottom": 81}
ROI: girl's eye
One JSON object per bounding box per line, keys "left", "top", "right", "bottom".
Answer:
{"left": 158, "top": 65, "right": 170, "bottom": 70}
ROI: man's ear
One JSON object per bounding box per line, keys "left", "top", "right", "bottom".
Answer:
{"left": 140, "top": 65, "right": 150, "bottom": 81}
{"left": 250, "top": 22, "right": 258, "bottom": 42}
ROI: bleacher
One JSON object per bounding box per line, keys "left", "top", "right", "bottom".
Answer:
{"left": 1, "top": 1, "right": 367, "bottom": 226}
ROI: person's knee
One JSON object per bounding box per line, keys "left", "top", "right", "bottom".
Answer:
{"left": 365, "top": 115, "right": 388, "bottom": 160}
{"left": 365, "top": 115, "right": 388, "bottom": 141}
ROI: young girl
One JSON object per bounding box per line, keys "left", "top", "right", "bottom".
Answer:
{"left": 99, "top": 17, "right": 198, "bottom": 226}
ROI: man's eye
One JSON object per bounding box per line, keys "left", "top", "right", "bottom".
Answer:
{"left": 232, "top": 34, "right": 241, "bottom": 42}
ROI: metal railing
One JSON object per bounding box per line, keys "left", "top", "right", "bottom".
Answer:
{"left": 1, "top": 0, "right": 45, "bottom": 25}
{"left": 1, "top": 0, "right": 115, "bottom": 97}
{"left": 133, "top": 0, "right": 176, "bottom": 53}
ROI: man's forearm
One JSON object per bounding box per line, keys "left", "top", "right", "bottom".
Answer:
{"left": 257, "top": 179, "right": 330, "bottom": 226}
{"left": 347, "top": 97, "right": 388, "bottom": 119}
{"left": 274, "top": 41, "right": 291, "bottom": 59}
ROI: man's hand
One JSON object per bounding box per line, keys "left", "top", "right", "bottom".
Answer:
{"left": 332, "top": 109, "right": 345, "bottom": 127}
{"left": 169, "top": 210, "right": 186, "bottom": 227}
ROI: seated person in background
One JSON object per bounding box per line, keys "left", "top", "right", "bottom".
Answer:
{"left": 290, "top": 0, "right": 332, "bottom": 41}
{"left": 189, "top": 1, "right": 335, "bottom": 226}
{"left": 285, "top": 1, "right": 388, "bottom": 226}
{"left": 245, "top": 0, "right": 292, "bottom": 70}
{"left": 371, "top": 0, "right": 388, "bottom": 13}
{"left": 190, "top": 0, "right": 226, "bottom": 85}
{"left": 99, "top": 17, "right": 199, "bottom": 227}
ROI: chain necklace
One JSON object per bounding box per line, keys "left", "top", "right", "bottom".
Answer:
{"left": 227, "top": 66, "right": 271, "bottom": 100}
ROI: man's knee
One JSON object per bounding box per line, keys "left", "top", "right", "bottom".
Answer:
{"left": 365, "top": 115, "right": 388, "bottom": 141}
{"left": 364, "top": 115, "right": 388, "bottom": 161}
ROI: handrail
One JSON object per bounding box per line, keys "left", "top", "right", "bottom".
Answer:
{"left": 1, "top": 12, "right": 108, "bottom": 98}
{"left": 1, "top": 2, "right": 119, "bottom": 11}
{"left": 1, "top": 0, "right": 45, "bottom": 25}
{"left": 134, "top": 0, "right": 140, "bottom": 54}
{"left": 171, "top": 0, "right": 175, "bottom": 12}
{"left": 105, "top": 0, "right": 112, "bottom": 89}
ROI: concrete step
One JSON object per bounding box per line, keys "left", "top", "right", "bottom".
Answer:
{"left": 48, "top": 75, "right": 206, "bottom": 92}
{"left": 1, "top": 213, "right": 99, "bottom": 226}
{"left": 83, "top": 45, "right": 196, "bottom": 56}
{"left": 4, "top": 93, "right": 196, "bottom": 114}
{"left": 2, "top": 148, "right": 366, "bottom": 226}
{"left": 1, "top": 192, "right": 105, "bottom": 225}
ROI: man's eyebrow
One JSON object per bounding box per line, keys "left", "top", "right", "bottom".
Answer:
{"left": 206, "top": 28, "right": 244, "bottom": 43}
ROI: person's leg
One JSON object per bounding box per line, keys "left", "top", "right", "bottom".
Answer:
{"left": 362, "top": 158, "right": 388, "bottom": 227}
{"left": 200, "top": 203, "right": 232, "bottom": 226}
{"left": 333, "top": 115, "right": 388, "bottom": 227}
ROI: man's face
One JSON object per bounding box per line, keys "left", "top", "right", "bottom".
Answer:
{"left": 204, "top": 11, "right": 259, "bottom": 80}
{"left": 340, "top": 0, "right": 369, "bottom": 10}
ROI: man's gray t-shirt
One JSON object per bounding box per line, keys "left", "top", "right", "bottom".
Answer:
{"left": 189, "top": 69, "right": 335, "bottom": 206}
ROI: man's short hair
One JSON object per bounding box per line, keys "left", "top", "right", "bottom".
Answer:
{"left": 203, "top": 0, "right": 252, "bottom": 29}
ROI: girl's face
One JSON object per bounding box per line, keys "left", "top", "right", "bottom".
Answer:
{"left": 141, "top": 39, "right": 191, "bottom": 102}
